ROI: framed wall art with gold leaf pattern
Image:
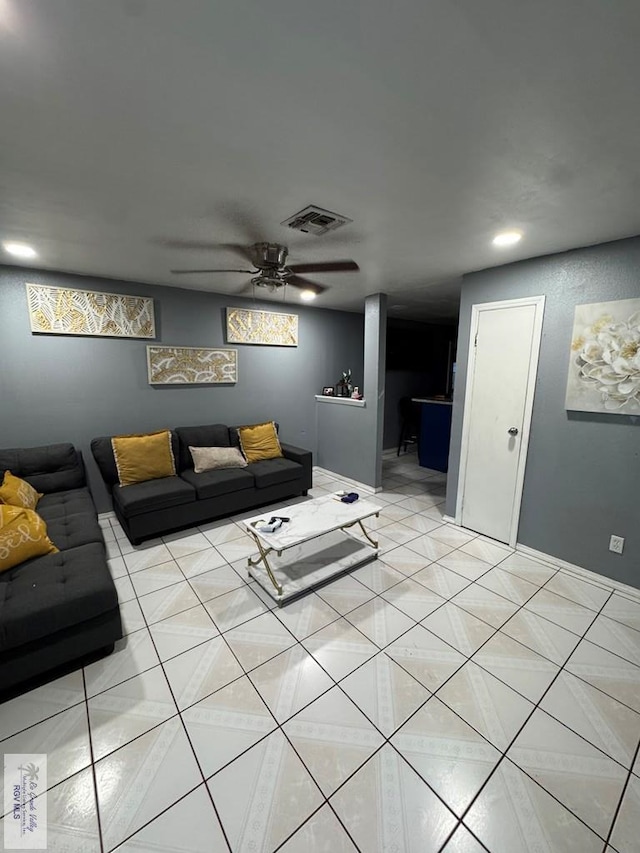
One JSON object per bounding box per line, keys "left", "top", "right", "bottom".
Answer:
{"left": 147, "top": 345, "right": 238, "bottom": 385}
{"left": 26, "top": 283, "right": 155, "bottom": 339}
{"left": 225, "top": 307, "right": 298, "bottom": 347}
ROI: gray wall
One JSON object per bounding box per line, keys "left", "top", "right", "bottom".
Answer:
{"left": 0, "top": 266, "right": 363, "bottom": 511}
{"left": 446, "top": 236, "right": 640, "bottom": 588}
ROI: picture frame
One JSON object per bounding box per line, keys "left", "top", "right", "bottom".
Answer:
{"left": 322, "top": 386, "right": 335, "bottom": 396}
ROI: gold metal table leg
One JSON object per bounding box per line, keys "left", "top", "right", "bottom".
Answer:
{"left": 246, "top": 531, "right": 283, "bottom": 595}
{"left": 341, "top": 514, "right": 379, "bottom": 549}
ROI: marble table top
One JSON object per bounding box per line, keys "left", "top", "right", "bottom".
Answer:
{"left": 241, "top": 494, "right": 382, "bottom": 550}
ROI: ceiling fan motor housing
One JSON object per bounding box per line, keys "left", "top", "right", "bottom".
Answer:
{"left": 251, "top": 242, "right": 289, "bottom": 270}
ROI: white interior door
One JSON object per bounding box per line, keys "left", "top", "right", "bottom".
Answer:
{"left": 456, "top": 296, "right": 545, "bottom": 545}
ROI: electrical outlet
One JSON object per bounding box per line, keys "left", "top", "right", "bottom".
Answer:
{"left": 609, "top": 535, "right": 625, "bottom": 555}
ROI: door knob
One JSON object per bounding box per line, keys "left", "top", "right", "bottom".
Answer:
{"left": 508, "top": 427, "right": 519, "bottom": 436}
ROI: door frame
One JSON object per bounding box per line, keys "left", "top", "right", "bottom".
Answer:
{"left": 455, "top": 295, "right": 546, "bottom": 547}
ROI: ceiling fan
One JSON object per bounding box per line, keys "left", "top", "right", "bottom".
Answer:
{"left": 170, "top": 242, "right": 359, "bottom": 296}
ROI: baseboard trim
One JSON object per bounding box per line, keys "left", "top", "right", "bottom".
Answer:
{"left": 516, "top": 543, "right": 640, "bottom": 602}
{"left": 442, "top": 514, "right": 456, "bottom": 525}
{"left": 313, "top": 466, "right": 377, "bottom": 496}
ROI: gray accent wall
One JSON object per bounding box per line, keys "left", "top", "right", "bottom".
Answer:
{"left": 446, "top": 236, "right": 640, "bottom": 588}
{"left": 0, "top": 266, "right": 363, "bottom": 511}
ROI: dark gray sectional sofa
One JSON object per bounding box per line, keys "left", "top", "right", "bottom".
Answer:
{"left": 91, "top": 423, "right": 313, "bottom": 545}
{"left": 0, "top": 443, "right": 122, "bottom": 695}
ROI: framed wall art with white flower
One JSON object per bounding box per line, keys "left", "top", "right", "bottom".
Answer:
{"left": 565, "top": 297, "right": 640, "bottom": 414}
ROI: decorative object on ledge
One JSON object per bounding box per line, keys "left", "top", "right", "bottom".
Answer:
{"left": 26, "top": 283, "right": 155, "bottom": 338}
{"left": 147, "top": 345, "right": 237, "bottom": 385}
{"left": 226, "top": 307, "right": 298, "bottom": 347}
{"left": 565, "top": 297, "right": 640, "bottom": 415}
{"left": 335, "top": 368, "right": 353, "bottom": 397}
{"left": 322, "top": 386, "right": 335, "bottom": 396}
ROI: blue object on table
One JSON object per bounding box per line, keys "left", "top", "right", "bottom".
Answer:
{"left": 340, "top": 492, "right": 359, "bottom": 503}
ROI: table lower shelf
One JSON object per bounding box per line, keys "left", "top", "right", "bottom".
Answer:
{"left": 247, "top": 529, "right": 378, "bottom": 606}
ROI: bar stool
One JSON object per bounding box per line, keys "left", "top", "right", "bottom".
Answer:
{"left": 397, "top": 397, "right": 420, "bottom": 456}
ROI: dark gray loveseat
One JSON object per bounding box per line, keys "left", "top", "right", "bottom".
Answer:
{"left": 0, "top": 443, "right": 122, "bottom": 695}
{"left": 91, "top": 423, "right": 312, "bottom": 545}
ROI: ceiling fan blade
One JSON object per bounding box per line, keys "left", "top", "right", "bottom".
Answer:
{"left": 287, "top": 260, "right": 359, "bottom": 274}
{"left": 286, "top": 274, "right": 327, "bottom": 294}
{"left": 171, "top": 268, "right": 255, "bottom": 275}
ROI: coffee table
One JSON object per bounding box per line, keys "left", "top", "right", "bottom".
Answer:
{"left": 241, "top": 494, "right": 382, "bottom": 605}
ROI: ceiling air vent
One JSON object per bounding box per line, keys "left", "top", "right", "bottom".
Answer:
{"left": 281, "top": 205, "right": 352, "bottom": 236}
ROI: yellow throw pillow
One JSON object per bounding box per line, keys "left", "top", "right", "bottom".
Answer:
{"left": 238, "top": 421, "right": 283, "bottom": 464}
{"left": 0, "top": 505, "right": 58, "bottom": 573}
{"left": 112, "top": 430, "right": 176, "bottom": 487}
{"left": 0, "top": 471, "right": 42, "bottom": 510}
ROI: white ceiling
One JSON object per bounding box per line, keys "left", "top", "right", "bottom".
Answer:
{"left": 2, "top": 0, "right": 640, "bottom": 322}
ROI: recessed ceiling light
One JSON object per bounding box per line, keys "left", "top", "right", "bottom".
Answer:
{"left": 2, "top": 241, "right": 37, "bottom": 259}
{"left": 492, "top": 230, "right": 523, "bottom": 247}
{"left": 299, "top": 289, "right": 317, "bottom": 301}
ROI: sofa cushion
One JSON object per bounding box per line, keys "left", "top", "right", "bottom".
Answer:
{"left": 0, "top": 444, "right": 85, "bottom": 494}
{"left": 0, "top": 471, "right": 42, "bottom": 509}
{"left": 91, "top": 434, "right": 179, "bottom": 487}
{"left": 113, "top": 476, "right": 196, "bottom": 517}
{"left": 180, "top": 467, "right": 254, "bottom": 500}
{"left": 112, "top": 430, "right": 176, "bottom": 486}
{"left": 190, "top": 446, "right": 247, "bottom": 473}
{"left": 45, "top": 512, "right": 103, "bottom": 551}
{"left": 0, "top": 542, "right": 116, "bottom": 653}
{"left": 175, "top": 424, "right": 231, "bottom": 471}
{"left": 248, "top": 458, "right": 303, "bottom": 490}
{"left": 0, "top": 506, "right": 58, "bottom": 573}
{"left": 37, "top": 488, "right": 97, "bottom": 522}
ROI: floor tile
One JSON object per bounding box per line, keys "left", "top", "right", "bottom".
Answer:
{"left": 114, "top": 573, "right": 137, "bottom": 603}
{"left": 273, "top": 592, "right": 340, "bottom": 640}
{"left": 405, "top": 532, "right": 456, "bottom": 562}
{"left": 610, "top": 773, "right": 640, "bottom": 853}
{"left": 500, "top": 608, "right": 580, "bottom": 665}
{"left": 421, "top": 602, "right": 496, "bottom": 657}
{"left": 379, "top": 520, "right": 421, "bottom": 545}
{"left": 283, "top": 686, "right": 384, "bottom": 795}
{"left": 302, "top": 616, "right": 379, "bottom": 681}
{"left": 148, "top": 603, "right": 219, "bottom": 662}
{"left": 207, "top": 729, "right": 323, "bottom": 852}
{"left": 452, "top": 584, "right": 519, "bottom": 628}
{"left": 440, "top": 824, "right": 487, "bottom": 852}
{"left": 129, "top": 559, "right": 184, "bottom": 598}
{"left": 585, "top": 615, "right": 640, "bottom": 667}
{"left": 0, "top": 704, "right": 91, "bottom": 796}
{"left": 340, "top": 652, "right": 429, "bottom": 736}
{"left": 215, "top": 537, "right": 256, "bottom": 563}
{"left": 250, "top": 644, "right": 334, "bottom": 723}
{"left": 123, "top": 543, "right": 174, "bottom": 574}
{"left": 508, "top": 708, "right": 627, "bottom": 838}
{"left": 545, "top": 571, "right": 611, "bottom": 611}
{"left": 163, "top": 530, "right": 212, "bottom": 560}
{"left": 0, "top": 669, "right": 85, "bottom": 742}
{"left": 85, "top": 630, "right": 160, "bottom": 698}
{"left": 137, "top": 581, "right": 201, "bottom": 626}
{"left": 352, "top": 560, "right": 406, "bottom": 593}
{"left": 601, "top": 592, "right": 640, "bottom": 632}
{"left": 278, "top": 804, "right": 357, "bottom": 852}
{"left": 565, "top": 638, "right": 640, "bottom": 714}
{"left": 188, "top": 563, "right": 246, "bottom": 603}
{"left": 437, "top": 660, "right": 534, "bottom": 751}
{"left": 223, "top": 610, "right": 296, "bottom": 671}
{"left": 386, "top": 624, "right": 465, "bottom": 692}
{"left": 316, "top": 573, "right": 375, "bottom": 615}
{"left": 345, "top": 597, "right": 415, "bottom": 648}
{"left": 539, "top": 670, "right": 640, "bottom": 768}
{"left": 382, "top": 576, "right": 446, "bottom": 621}
{"left": 472, "top": 632, "right": 559, "bottom": 703}
{"left": 464, "top": 757, "right": 603, "bottom": 853}
{"left": 377, "top": 502, "right": 416, "bottom": 524}
{"left": 412, "top": 563, "right": 470, "bottom": 598}
{"left": 88, "top": 665, "right": 177, "bottom": 761}
{"left": 107, "top": 554, "right": 127, "bottom": 578}
{"left": 429, "top": 524, "right": 476, "bottom": 548}
{"left": 399, "top": 513, "right": 445, "bottom": 535}
{"left": 460, "top": 538, "right": 512, "bottom": 567}
{"left": 524, "top": 587, "right": 597, "bottom": 635}
{"left": 330, "top": 744, "right": 457, "bottom": 852}
{"left": 182, "top": 674, "right": 276, "bottom": 778}
{"left": 437, "top": 550, "right": 493, "bottom": 581}
{"left": 200, "top": 518, "right": 246, "bottom": 546}
{"left": 163, "top": 636, "right": 244, "bottom": 711}
{"left": 203, "top": 584, "right": 270, "bottom": 632}
{"left": 176, "top": 546, "right": 227, "bottom": 579}
{"left": 392, "top": 695, "right": 500, "bottom": 816}
{"left": 95, "top": 717, "right": 202, "bottom": 852}
{"left": 116, "top": 784, "right": 229, "bottom": 853}
{"left": 378, "top": 544, "right": 429, "bottom": 577}
{"left": 499, "top": 552, "right": 557, "bottom": 586}
{"left": 119, "top": 598, "right": 147, "bottom": 635}
{"left": 476, "top": 566, "right": 538, "bottom": 605}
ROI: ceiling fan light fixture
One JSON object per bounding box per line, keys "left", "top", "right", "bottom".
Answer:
{"left": 299, "top": 289, "right": 316, "bottom": 301}
{"left": 3, "top": 241, "right": 37, "bottom": 259}
{"left": 492, "top": 229, "right": 523, "bottom": 247}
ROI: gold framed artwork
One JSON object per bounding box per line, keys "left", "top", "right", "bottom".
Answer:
{"left": 147, "top": 345, "right": 238, "bottom": 385}
{"left": 565, "top": 297, "right": 640, "bottom": 414}
{"left": 226, "top": 307, "right": 298, "bottom": 347}
{"left": 26, "top": 283, "right": 155, "bottom": 338}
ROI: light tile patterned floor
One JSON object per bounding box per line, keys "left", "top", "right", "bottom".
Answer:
{"left": 2, "top": 451, "right": 640, "bottom": 852}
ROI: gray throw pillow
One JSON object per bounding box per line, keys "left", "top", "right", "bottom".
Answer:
{"left": 189, "top": 446, "right": 248, "bottom": 473}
